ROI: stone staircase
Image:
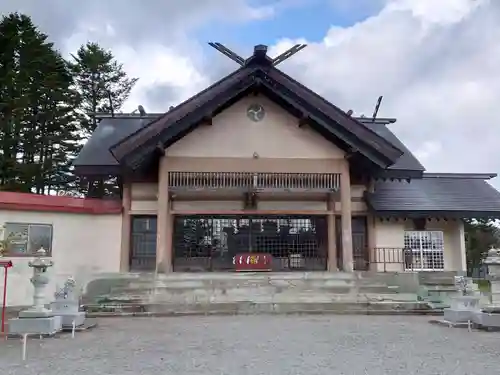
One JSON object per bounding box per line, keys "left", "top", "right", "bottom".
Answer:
{"left": 82, "top": 271, "right": 434, "bottom": 316}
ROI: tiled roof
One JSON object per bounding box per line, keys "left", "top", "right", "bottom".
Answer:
{"left": 366, "top": 174, "right": 500, "bottom": 217}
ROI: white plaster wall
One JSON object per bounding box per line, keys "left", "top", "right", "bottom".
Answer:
{"left": 0, "top": 209, "right": 122, "bottom": 307}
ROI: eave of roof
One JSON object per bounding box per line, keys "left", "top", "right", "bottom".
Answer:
{"left": 73, "top": 111, "right": 425, "bottom": 178}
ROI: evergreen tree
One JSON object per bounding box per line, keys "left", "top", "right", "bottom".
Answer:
{"left": 464, "top": 218, "right": 500, "bottom": 275}
{"left": 69, "top": 42, "right": 138, "bottom": 197}
{"left": 0, "top": 13, "right": 81, "bottom": 194}
{"left": 69, "top": 42, "right": 138, "bottom": 138}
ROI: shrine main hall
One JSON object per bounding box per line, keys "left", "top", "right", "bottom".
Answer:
{"left": 72, "top": 44, "right": 500, "bottom": 274}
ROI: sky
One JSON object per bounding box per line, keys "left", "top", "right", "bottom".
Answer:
{"left": 2, "top": 0, "right": 500, "bottom": 185}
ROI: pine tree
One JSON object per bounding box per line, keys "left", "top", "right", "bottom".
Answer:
{"left": 465, "top": 219, "right": 500, "bottom": 275}
{"left": 69, "top": 42, "right": 138, "bottom": 196}
{"left": 69, "top": 42, "right": 138, "bottom": 138}
{"left": 0, "top": 13, "right": 82, "bottom": 193}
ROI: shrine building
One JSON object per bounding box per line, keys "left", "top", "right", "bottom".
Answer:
{"left": 70, "top": 44, "right": 500, "bottom": 274}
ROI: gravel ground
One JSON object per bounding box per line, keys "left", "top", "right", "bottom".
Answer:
{"left": 0, "top": 315, "right": 498, "bottom": 375}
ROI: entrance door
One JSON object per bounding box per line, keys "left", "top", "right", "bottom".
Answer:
{"left": 173, "top": 215, "right": 328, "bottom": 272}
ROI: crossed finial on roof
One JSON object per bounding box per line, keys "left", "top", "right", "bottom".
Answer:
{"left": 208, "top": 42, "right": 307, "bottom": 67}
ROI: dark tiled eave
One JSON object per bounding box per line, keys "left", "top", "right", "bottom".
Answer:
{"left": 370, "top": 210, "right": 500, "bottom": 219}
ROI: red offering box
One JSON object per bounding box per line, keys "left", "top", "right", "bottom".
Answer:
{"left": 233, "top": 253, "right": 272, "bottom": 272}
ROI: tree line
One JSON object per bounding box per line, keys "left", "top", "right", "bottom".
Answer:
{"left": 0, "top": 12, "right": 137, "bottom": 195}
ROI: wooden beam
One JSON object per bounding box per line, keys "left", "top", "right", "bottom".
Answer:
{"left": 155, "top": 142, "right": 165, "bottom": 156}
{"left": 251, "top": 81, "right": 261, "bottom": 96}
{"left": 298, "top": 116, "right": 308, "bottom": 127}
{"left": 201, "top": 115, "right": 213, "bottom": 125}
{"left": 344, "top": 148, "right": 357, "bottom": 160}
{"left": 171, "top": 209, "right": 333, "bottom": 216}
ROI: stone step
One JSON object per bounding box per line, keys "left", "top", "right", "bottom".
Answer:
{"left": 99, "top": 290, "right": 418, "bottom": 305}
{"left": 84, "top": 300, "right": 433, "bottom": 317}
{"left": 418, "top": 271, "right": 458, "bottom": 286}
{"left": 111, "top": 281, "right": 399, "bottom": 297}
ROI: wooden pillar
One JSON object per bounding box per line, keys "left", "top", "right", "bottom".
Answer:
{"left": 156, "top": 156, "right": 173, "bottom": 273}
{"left": 367, "top": 215, "right": 377, "bottom": 271}
{"left": 366, "top": 179, "right": 377, "bottom": 271}
{"left": 327, "top": 196, "right": 337, "bottom": 271}
{"left": 119, "top": 183, "right": 132, "bottom": 272}
{"left": 340, "top": 163, "right": 353, "bottom": 272}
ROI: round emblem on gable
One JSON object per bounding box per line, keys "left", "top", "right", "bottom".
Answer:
{"left": 247, "top": 103, "right": 265, "bottom": 122}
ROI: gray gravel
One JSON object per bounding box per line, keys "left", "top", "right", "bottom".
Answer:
{"left": 0, "top": 315, "right": 498, "bottom": 375}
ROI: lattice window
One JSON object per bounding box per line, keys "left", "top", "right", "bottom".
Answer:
{"left": 403, "top": 231, "right": 444, "bottom": 271}
{"left": 130, "top": 216, "right": 157, "bottom": 271}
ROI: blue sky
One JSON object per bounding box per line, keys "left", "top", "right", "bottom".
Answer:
{"left": 196, "top": 0, "right": 381, "bottom": 55}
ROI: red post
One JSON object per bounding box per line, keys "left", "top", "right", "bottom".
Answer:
{"left": 0, "top": 260, "right": 13, "bottom": 335}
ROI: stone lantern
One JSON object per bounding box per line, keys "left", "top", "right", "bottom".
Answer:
{"left": 8, "top": 247, "right": 62, "bottom": 335}
{"left": 19, "top": 248, "right": 54, "bottom": 318}
{"left": 484, "top": 248, "right": 500, "bottom": 307}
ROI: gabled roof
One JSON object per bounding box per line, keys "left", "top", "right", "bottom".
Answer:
{"left": 108, "top": 45, "right": 404, "bottom": 171}
{"left": 366, "top": 173, "right": 500, "bottom": 218}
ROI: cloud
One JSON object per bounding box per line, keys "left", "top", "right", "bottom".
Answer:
{"left": 1, "top": 0, "right": 282, "bottom": 112}
{"left": 269, "top": 0, "right": 500, "bottom": 181}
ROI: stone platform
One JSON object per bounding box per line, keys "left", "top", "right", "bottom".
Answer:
{"left": 82, "top": 271, "right": 440, "bottom": 315}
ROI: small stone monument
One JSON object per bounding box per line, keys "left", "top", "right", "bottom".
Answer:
{"left": 442, "top": 275, "right": 481, "bottom": 325}
{"left": 8, "top": 248, "right": 62, "bottom": 335}
{"left": 50, "top": 277, "right": 86, "bottom": 328}
{"left": 473, "top": 248, "right": 500, "bottom": 329}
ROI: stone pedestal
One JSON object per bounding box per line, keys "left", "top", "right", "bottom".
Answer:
{"left": 50, "top": 276, "right": 86, "bottom": 328}
{"left": 472, "top": 249, "right": 500, "bottom": 329}
{"left": 50, "top": 300, "right": 86, "bottom": 327}
{"left": 444, "top": 295, "right": 481, "bottom": 324}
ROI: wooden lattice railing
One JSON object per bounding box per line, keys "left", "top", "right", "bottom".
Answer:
{"left": 168, "top": 172, "right": 340, "bottom": 191}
